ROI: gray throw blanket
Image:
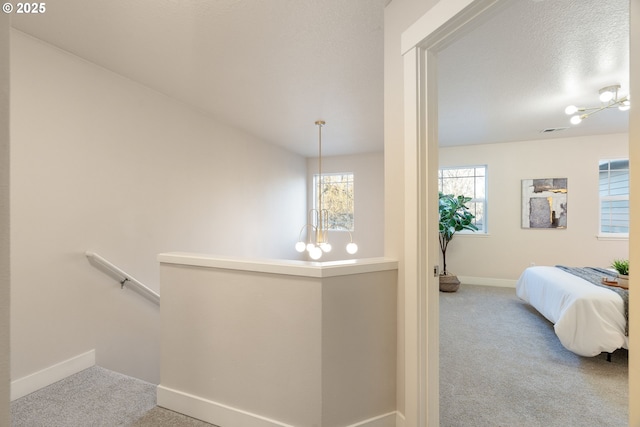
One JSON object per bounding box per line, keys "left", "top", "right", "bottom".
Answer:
{"left": 555, "top": 265, "right": 628, "bottom": 336}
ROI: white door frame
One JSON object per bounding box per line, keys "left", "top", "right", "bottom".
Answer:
{"left": 401, "top": 0, "right": 638, "bottom": 425}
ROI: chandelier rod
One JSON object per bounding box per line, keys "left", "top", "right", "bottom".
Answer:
{"left": 315, "top": 120, "right": 325, "bottom": 245}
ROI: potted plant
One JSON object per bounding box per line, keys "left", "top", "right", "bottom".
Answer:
{"left": 439, "top": 192, "right": 478, "bottom": 292}
{"left": 611, "top": 259, "right": 629, "bottom": 288}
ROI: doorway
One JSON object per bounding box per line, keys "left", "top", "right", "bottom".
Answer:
{"left": 401, "top": 0, "right": 638, "bottom": 425}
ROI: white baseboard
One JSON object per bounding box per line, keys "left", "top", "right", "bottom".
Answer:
{"left": 458, "top": 276, "right": 517, "bottom": 288}
{"left": 346, "top": 411, "right": 397, "bottom": 427}
{"left": 395, "top": 411, "right": 405, "bottom": 427}
{"left": 157, "top": 385, "right": 296, "bottom": 427}
{"left": 11, "top": 349, "right": 95, "bottom": 401}
{"left": 158, "top": 385, "right": 399, "bottom": 427}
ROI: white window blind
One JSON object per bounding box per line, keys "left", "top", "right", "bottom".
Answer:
{"left": 599, "top": 159, "right": 629, "bottom": 235}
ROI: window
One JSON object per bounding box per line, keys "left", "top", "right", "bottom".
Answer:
{"left": 313, "top": 173, "right": 354, "bottom": 231}
{"left": 438, "top": 165, "right": 487, "bottom": 233}
{"left": 599, "top": 159, "right": 629, "bottom": 236}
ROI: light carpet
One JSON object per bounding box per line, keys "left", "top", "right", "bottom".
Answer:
{"left": 440, "top": 284, "right": 628, "bottom": 426}
{"left": 11, "top": 366, "right": 214, "bottom": 426}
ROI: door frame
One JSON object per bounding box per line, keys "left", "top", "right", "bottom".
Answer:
{"left": 401, "top": 0, "right": 639, "bottom": 425}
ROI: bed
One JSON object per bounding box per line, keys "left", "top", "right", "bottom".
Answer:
{"left": 515, "top": 266, "right": 628, "bottom": 357}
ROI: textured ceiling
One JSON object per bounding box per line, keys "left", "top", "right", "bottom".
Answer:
{"left": 438, "top": 0, "right": 629, "bottom": 147}
{"left": 11, "top": 0, "right": 630, "bottom": 156}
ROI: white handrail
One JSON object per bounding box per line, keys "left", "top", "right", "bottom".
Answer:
{"left": 85, "top": 251, "right": 160, "bottom": 305}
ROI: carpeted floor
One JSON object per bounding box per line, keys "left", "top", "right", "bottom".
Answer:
{"left": 10, "top": 366, "right": 215, "bottom": 426}
{"left": 440, "top": 284, "right": 628, "bottom": 427}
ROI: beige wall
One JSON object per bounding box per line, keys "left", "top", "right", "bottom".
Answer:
{"left": 0, "top": 13, "right": 10, "bottom": 427}
{"left": 440, "top": 133, "right": 629, "bottom": 280}
{"left": 10, "top": 32, "right": 307, "bottom": 384}
{"left": 321, "top": 271, "right": 397, "bottom": 426}
{"left": 159, "top": 261, "right": 397, "bottom": 427}
{"left": 384, "top": 0, "right": 440, "bottom": 417}
{"left": 306, "top": 152, "right": 384, "bottom": 261}
{"left": 160, "top": 265, "right": 323, "bottom": 425}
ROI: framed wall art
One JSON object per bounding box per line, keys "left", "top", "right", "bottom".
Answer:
{"left": 521, "top": 178, "right": 567, "bottom": 229}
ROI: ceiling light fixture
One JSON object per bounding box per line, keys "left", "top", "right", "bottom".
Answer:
{"left": 565, "top": 84, "right": 631, "bottom": 125}
{"left": 295, "top": 121, "right": 358, "bottom": 260}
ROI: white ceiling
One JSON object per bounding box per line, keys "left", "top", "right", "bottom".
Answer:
{"left": 438, "top": 0, "right": 629, "bottom": 147}
{"left": 11, "top": 0, "right": 629, "bottom": 157}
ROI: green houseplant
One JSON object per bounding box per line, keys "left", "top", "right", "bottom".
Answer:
{"left": 611, "top": 259, "right": 629, "bottom": 288}
{"left": 439, "top": 192, "right": 478, "bottom": 292}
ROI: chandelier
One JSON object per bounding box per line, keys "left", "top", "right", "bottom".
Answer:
{"left": 565, "top": 84, "right": 631, "bottom": 125}
{"left": 295, "top": 121, "right": 358, "bottom": 260}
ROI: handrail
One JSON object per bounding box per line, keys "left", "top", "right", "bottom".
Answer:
{"left": 85, "top": 251, "right": 160, "bottom": 305}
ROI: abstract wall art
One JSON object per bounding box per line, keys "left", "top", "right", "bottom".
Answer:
{"left": 521, "top": 178, "right": 567, "bottom": 229}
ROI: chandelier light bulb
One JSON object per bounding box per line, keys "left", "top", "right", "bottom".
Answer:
{"left": 570, "top": 115, "right": 582, "bottom": 125}
{"left": 309, "top": 246, "right": 323, "bottom": 260}
{"left": 306, "top": 242, "right": 316, "bottom": 252}
{"left": 346, "top": 242, "right": 358, "bottom": 255}
{"left": 564, "top": 105, "right": 578, "bottom": 115}
{"left": 320, "top": 242, "right": 332, "bottom": 253}
{"left": 599, "top": 90, "right": 614, "bottom": 103}
{"left": 619, "top": 101, "right": 630, "bottom": 112}
{"left": 295, "top": 241, "right": 306, "bottom": 253}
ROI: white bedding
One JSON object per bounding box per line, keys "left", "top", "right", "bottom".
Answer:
{"left": 515, "top": 266, "right": 628, "bottom": 357}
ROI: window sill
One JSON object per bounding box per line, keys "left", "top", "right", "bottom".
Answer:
{"left": 456, "top": 232, "right": 489, "bottom": 238}
{"left": 596, "top": 234, "right": 629, "bottom": 241}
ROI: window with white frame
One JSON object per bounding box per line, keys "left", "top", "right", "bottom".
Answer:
{"left": 313, "top": 173, "right": 354, "bottom": 231}
{"left": 438, "top": 165, "right": 487, "bottom": 233}
{"left": 599, "top": 159, "right": 629, "bottom": 236}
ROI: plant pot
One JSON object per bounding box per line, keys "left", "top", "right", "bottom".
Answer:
{"left": 439, "top": 273, "right": 461, "bottom": 292}
{"left": 617, "top": 274, "right": 629, "bottom": 289}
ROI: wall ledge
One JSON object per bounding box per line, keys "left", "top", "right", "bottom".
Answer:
{"left": 158, "top": 252, "right": 398, "bottom": 278}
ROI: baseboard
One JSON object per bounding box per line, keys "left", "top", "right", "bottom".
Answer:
{"left": 11, "top": 349, "right": 95, "bottom": 401}
{"left": 157, "top": 385, "right": 296, "bottom": 427}
{"left": 458, "top": 276, "right": 517, "bottom": 288}
{"left": 395, "top": 411, "right": 405, "bottom": 427}
{"left": 346, "top": 411, "right": 397, "bottom": 427}
{"left": 158, "top": 385, "right": 399, "bottom": 427}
